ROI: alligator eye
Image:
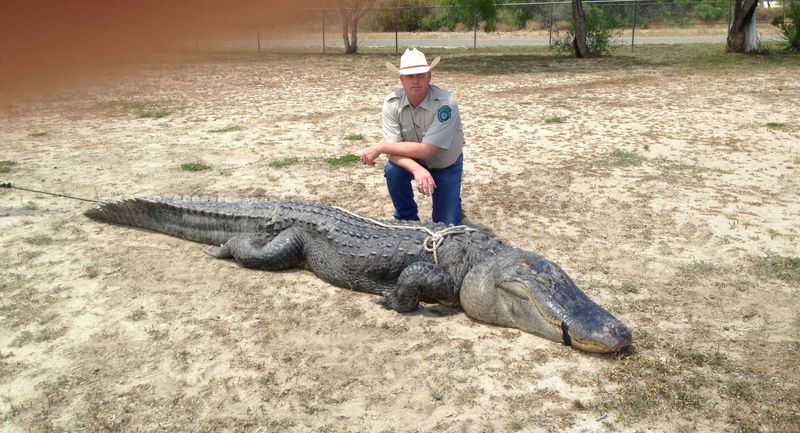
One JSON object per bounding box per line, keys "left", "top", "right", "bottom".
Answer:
{"left": 500, "top": 280, "right": 530, "bottom": 300}
{"left": 533, "top": 274, "right": 553, "bottom": 288}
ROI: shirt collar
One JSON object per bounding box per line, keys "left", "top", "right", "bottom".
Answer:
{"left": 402, "top": 88, "right": 433, "bottom": 111}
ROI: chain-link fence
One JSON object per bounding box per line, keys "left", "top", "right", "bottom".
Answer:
{"left": 196, "top": 0, "right": 787, "bottom": 52}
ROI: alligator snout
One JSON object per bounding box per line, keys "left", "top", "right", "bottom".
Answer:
{"left": 561, "top": 307, "right": 632, "bottom": 353}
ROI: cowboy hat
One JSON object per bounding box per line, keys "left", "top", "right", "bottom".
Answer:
{"left": 385, "top": 47, "right": 441, "bottom": 75}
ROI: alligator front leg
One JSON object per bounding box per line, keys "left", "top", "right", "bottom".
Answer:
{"left": 380, "top": 261, "right": 458, "bottom": 312}
{"left": 206, "top": 228, "right": 304, "bottom": 271}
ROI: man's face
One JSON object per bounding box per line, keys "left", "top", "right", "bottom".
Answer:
{"left": 400, "top": 72, "right": 431, "bottom": 103}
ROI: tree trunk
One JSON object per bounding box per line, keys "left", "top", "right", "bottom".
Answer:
{"left": 339, "top": 0, "right": 375, "bottom": 55}
{"left": 727, "top": 0, "right": 760, "bottom": 53}
{"left": 572, "top": 0, "right": 589, "bottom": 58}
{"left": 342, "top": 15, "right": 353, "bottom": 53}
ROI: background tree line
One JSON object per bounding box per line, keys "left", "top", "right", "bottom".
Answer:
{"left": 336, "top": 0, "right": 799, "bottom": 55}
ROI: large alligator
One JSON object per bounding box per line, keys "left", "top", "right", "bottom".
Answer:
{"left": 85, "top": 197, "right": 632, "bottom": 353}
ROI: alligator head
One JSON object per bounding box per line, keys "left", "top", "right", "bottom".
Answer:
{"left": 459, "top": 250, "right": 632, "bottom": 353}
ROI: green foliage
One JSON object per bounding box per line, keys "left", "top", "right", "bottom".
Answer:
{"left": 326, "top": 154, "right": 360, "bottom": 167}
{"left": 345, "top": 133, "right": 364, "bottom": 140}
{"left": 420, "top": 7, "right": 459, "bottom": 31}
{"left": 122, "top": 101, "right": 172, "bottom": 119}
{"left": 553, "top": 4, "right": 622, "bottom": 56}
{"left": 545, "top": 115, "right": 567, "bottom": 124}
{"left": 766, "top": 122, "right": 786, "bottom": 129}
{"left": 444, "top": 0, "right": 498, "bottom": 31}
{"left": 180, "top": 162, "right": 211, "bottom": 172}
{"left": 268, "top": 157, "right": 298, "bottom": 169}
{"left": 367, "top": 1, "right": 436, "bottom": 31}
{"left": 772, "top": 0, "right": 800, "bottom": 52}
{"left": 609, "top": 149, "right": 645, "bottom": 167}
{"left": 693, "top": 1, "right": 725, "bottom": 23}
{"left": 29, "top": 132, "right": 48, "bottom": 137}
{"left": 497, "top": 6, "right": 526, "bottom": 31}
{"left": 757, "top": 255, "right": 800, "bottom": 283}
{"left": 0, "top": 160, "right": 16, "bottom": 174}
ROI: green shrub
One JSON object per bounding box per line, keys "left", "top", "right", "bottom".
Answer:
{"left": 326, "top": 154, "right": 360, "bottom": 167}
{"left": 693, "top": 2, "right": 724, "bottom": 23}
{"left": 0, "top": 160, "right": 17, "bottom": 173}
{"left": 268, "top": 157, "right": 298, "bottom": 169}
{"left": 497, "top": 6, "right": 526, "bottom": 30}
{"left": 553, "top": 5, "right": 622, "bottom": 56}
{"left": 420, "top": 7, "right": 460, "bottom": 31}
{"left": 180, "top": 162, "right": 211, "bottom": 172}
{"left": 772, "top": 0, "right": 800, "bottom": 52}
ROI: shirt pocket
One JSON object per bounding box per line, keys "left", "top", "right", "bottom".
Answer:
{"left": 400, "top": 125, "right": 418, "bottom": 142}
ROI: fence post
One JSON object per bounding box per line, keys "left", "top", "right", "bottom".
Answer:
{"left": 549, "top": 0, "right": 554, "bottom": 47}
{"left": 256, "top": 25, "right": 261, "bottom": 53}
{"left": 395, "top": 0, "right": 399, "bottom": 54}
{"left": 631, "top": 0, "right": 637, "bottom": 50}
{"left": 322, "top": 8, "right": 326, "bottom": 54}
{"left": 473, "top": 12, "right": 478, "bottom": 51}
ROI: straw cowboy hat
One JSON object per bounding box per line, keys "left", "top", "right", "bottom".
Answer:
{"left": 385, "top": 47, "right": 441, "bottom": 75}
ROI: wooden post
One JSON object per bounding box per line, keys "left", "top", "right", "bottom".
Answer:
{"left": 631, "top": 0, "right": 637, "bottom": 50}
{"left": 256, "top": 25, "right": 261, "bottom": 53}
{"left": 473, "top": 12, "right": 478, "bottom": 52}
{"left": 549, "top": 0, "right": 554, "bottom": 47}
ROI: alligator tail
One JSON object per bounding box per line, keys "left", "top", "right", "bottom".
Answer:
{"left": 84, "top": 197, "right": 266, "bottom": 246}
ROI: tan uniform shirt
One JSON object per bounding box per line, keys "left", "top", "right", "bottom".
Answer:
{"left": 381, "top": 85, "right": 464, "bottom": 169}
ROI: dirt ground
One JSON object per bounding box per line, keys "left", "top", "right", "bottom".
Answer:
{"left": 1, "top": 48, "right": 799, "bottom": 432}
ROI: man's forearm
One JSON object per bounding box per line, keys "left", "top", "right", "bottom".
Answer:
{"left": 377, "top": 141, "right": 439, "bottom": 160}
{"left": 387, "top": 155, "right": 425, "bottom": 175}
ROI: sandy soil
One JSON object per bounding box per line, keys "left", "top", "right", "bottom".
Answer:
{"left": 1, "top": 51, "right": 799, "bottom": 432}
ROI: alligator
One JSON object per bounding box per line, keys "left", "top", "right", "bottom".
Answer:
{"left": 85, "top": 197, "right": 632, "bottom": 353}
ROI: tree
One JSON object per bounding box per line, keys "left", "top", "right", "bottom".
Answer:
{"left": 444, "top": 0, "right": 497, "bottom": 31}
{"left": 726, "top": 0, "right": 760, "bottom": 53}
{"left": 572, "top": 0, "right": 589, "bottom": 58}
{"left": 339, "top": 0, "right": 377, "bottom": 54}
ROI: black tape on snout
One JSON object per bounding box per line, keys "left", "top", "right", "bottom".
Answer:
{"left": 561, "top": 322, "right": 572, "bottom": 346}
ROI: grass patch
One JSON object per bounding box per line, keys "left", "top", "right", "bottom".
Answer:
{"left": 756, "top": 254, "right": 800, "bottom": 283}
{"left": 180, "top": 162, "right": 211, "bottom": 172}
{"left": 793, "top": 155, "right": 800, "bottom": 165}
{"left": 345, "top": 133, "right": 364, "bottom": 140}
{"left": 268, "top": 157, "right": 299, "bottom": 169}
{"left": 326, "top": 154, "right": 360, "bottom": 167}
{"left": 766, "top": 122, "right": 786, "bottom": 129}
{"left": 0, "top": 160, "right": 17, "bottom": 173}
{"left": 209, "top": 125, "right": 244, "bottom": 133}
{"left": 24, "top": 234, "right": 54, "bottom": 246}
{"left": 545, "top": 115, "right": 567, "bottom": 124}
{"left": 29, "top": 132, "right": 48, "bottom": 137}
{"left": 122, "top": 101, "right": 173, "bottom": 119}
{"left": 608, "top": 149, "right": 646, "bottom": 167}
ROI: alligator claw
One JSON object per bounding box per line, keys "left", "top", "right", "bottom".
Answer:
{"left": 206, "top": 244, "right": 231, "bottom": 259}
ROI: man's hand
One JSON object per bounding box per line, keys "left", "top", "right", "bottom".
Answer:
{"left": 360, "top": 144, "right": 383, "bottom": 166}
{"left": 413, "top": 167, "right": 436, "bottom": 196}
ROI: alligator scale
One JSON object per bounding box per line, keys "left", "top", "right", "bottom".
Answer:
{"left": 86, "top": 197, "right": 632, "bottom": 353}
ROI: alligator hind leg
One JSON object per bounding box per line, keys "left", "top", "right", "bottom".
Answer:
{"left": 206, "top": 228, "right": 304, "bottom": 271}
{"left": 380, "top": 262, "right": 457, "bottom": 312}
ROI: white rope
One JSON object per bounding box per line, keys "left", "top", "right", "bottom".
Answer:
{"left": 332, "top": 206, "right": 476, "bottom": 265}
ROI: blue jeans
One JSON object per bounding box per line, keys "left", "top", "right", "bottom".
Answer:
{"left": 383, "top": 154, "right": 463, "bottom": 225}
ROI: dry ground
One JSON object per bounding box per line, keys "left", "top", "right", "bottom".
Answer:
{"left": 1, "top": 46, "right": 799, "bottom": 432}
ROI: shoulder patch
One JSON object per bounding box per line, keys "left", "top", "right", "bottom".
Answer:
{"left": 437, "top": 105, "right": 452, "bottom": 123}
